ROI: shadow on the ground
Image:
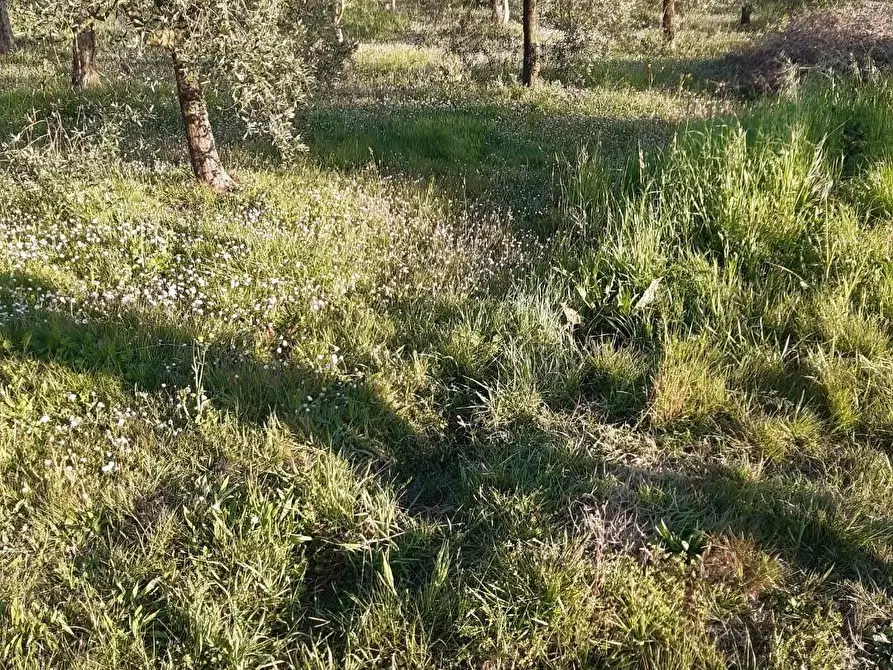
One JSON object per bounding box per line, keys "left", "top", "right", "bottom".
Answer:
{"left": 4, "top": 269, "right": 890, "bottom": 596}
{"left": 306, "top": 98, "right": 677, "bottom": 216}
{"left": 426, "top": 419, "right": 893, "bottom": 585}
{"left": 3, "top": 258, "right": 893, "bottom": 669}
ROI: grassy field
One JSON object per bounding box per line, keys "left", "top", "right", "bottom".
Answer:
{"left": 3, "top": 3, "right": 893, "bottom": 669}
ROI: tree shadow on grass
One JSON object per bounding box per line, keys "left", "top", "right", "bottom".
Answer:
{"left": 0, "top": 275, "right": 421, "bottom": 462}
{"left": 306, "top": 99, "right": 678, "bottom": 215}
{"left": 0, "top": 271, "right": 446, "bottom": 655}
{"left": 3, "top": 268, "right": 893, "bottom": 667}
{"left": 541, "top": 54, "right": 741, "bottom": 96}
{"left": 454, "top": 422, "right": 893, "bottom": 585}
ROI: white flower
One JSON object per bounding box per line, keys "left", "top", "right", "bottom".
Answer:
{"left": 101, "top": 461, "right": 116, "bottom": 473}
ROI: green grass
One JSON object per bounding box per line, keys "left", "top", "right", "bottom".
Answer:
{"left": 3, "top": 3, "right": 893, "bottom": 669}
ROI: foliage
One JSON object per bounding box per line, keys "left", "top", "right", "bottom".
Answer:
{"left": 121, "top": 0, "right": 353, "bottom": 154}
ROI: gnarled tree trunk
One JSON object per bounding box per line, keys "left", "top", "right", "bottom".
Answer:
{"left": 662, "top": 0, "right": 675, "bottom": 44}
{"left": 521, "top": 0, "right": 539, "bottom": 86}
{"left": 172, "top": 52, "right": 235, "bottom": 192}
{"left": 71, "top": 23, "right": 100, "bottom": 90}
{"left": 0, "top": 0, "right": 14, "bottom": 55}
{"left": 740, "top": 3, "right": 752, "bottom": 26}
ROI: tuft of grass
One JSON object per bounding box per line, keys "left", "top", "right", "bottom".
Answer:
{"left": 649, "top": 337, "right": 728, "bottom": 429}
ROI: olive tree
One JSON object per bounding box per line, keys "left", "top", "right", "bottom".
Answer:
{"left": 491, "top": 0, "right": 509, "bottom": 24}
{"left": 0, "top": 0, "right": 14, "bottom": 54}
{"left": 70, "top": 2, "right": 113, "bottom": 89}
{"left": 121, "top": 0, "right": 350, "bottom": 191}
{"left": 33, "top": 1, "right": 117, "bottom": 90}
{"left": 662, "top": 0, "right": 675, "bottom": 43}
{"left": 521, "top": 0, "right": 539, "bottom": 85}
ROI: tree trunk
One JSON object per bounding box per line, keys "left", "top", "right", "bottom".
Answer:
{"left": 334, "top": 0, "right": 345, "bottom": 43}
{"left": 521, "top": 0, "right": 539, "bottom": 86}
{"left": 492, "top": 0, "right": 501, "bottom": 23}
{"left": 0, "top": 0, "right": 14, "bottom": 55}
{"left": 502, "top": 0, "right": 510, "bottom": 23}
{"left": 662, "top": 0, "right": 675, "bottom": 44}
{"left": 740, "top": 3, "right": 752, "bottom": 26}
{"left": 388, "top": 0, "right": 396, "bottom": 11}
{"left": 172, "top": 52, "right": 235, "bottom": 192}
{"left": 71, "top": 24, "right": 100, "bottom": 91}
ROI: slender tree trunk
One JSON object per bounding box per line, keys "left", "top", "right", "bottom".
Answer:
{"left": 521, "top": 0, "right": 539, "bottom": 86}
{"left": 334, "top": 0, "right": 345, "bottom": 43}
{"left": 71, "top": 23, "right": 100, "bottom": 90}
{"left": 388, "top": 0, "right": 395, "bottom": 11}
{"left": 0, "top": 0, "right": 14, "bottom": 55}
{"left": 492, "top": 0, "right": 501, "bottom": 23}
{"left": 662, "top": 0, "right": 675, "bottom": 44}
{"left": 740, "top": 3, "right": 752, "bottom": 26}
{"left": 172, "top": 52, "right": 235, "bottom": 192}
{"left": 502, "top": 0, "right": 510, "bottom": 23}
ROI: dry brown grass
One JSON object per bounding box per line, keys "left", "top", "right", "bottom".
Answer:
{"left": 728, "top": 1, "right": 893, "bottom": 92}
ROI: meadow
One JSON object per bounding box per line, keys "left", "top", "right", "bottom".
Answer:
{"left": 2, "top": 2, "right": 893, "bottom": 668}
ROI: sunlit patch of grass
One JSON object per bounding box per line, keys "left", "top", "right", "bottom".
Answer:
{"left": 741, "top": 410, "right": 825, "bottom": 462}
{"left": 858, "top": 159, "right": 893, "bottom": 220}
{"left": 649, "top": 336, "right": 728, "bottom": 429}
{"left": 351, "top": 43, "right": 452, "bottom": 80}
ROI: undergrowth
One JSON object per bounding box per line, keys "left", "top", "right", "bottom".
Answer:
{"left": 2, "top": 4, "right": 893, "bottom": 669}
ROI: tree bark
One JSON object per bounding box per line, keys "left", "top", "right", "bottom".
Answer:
{"left": 740, "top": 3, "right": 752, "bottom": 26}
{"left": 71, "top": 24, "right": 100, "bottom": 91}
{"left": 0, "top": 0, "right": 14, "bottom": 55}
{"left": 492, "top": 0, "right": 509, "bottom": 24}
{"left": 521, "top": 0, "right": 539, "bottom": 86}
{"left": 334, "top": 0, "right": 346, "bottom": 43}
{"left": 388, "top": 0, "right": 396, "bottom": 10}
{"left": 662, "top": 0, "right": 675, "bottom": 44}
{"left": 172, "top": 52, "right": 235, "bottom": 192}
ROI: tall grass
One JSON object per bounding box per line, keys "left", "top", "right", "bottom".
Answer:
{"left": 562, "top": 76, "right": 893, "bottom": 439}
